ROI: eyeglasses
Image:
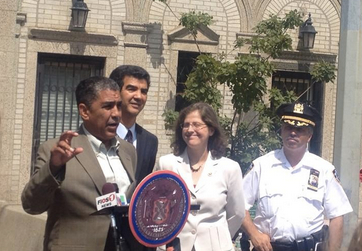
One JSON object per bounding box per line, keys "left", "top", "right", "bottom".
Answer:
{"left": 180, "top": 122, "right": 207, "bottom": 130}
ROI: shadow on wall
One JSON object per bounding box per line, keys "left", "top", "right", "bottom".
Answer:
{"left": 148, "top": 22, "right": 164, "bottom": 70}
{"left": 0, "top": 201, "right": 46, "bottom": 251}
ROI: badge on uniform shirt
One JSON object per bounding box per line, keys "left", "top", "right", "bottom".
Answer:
{"left": 307, "top": 168, "right": 320, "bottom": 191}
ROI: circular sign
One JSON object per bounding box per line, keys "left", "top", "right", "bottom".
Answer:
{"left": 128, "top": 170, "right": 190, "bottom": 247}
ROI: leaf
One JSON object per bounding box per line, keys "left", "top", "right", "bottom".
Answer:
{"left": 311, "top": 61, "right": 336, "bottom": 83}
{"left": 179, "top": 11, "right": 213, "bottom": 37}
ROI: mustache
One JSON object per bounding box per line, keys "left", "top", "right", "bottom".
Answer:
{"left": 108, "top": 118, "right": 120, "bottom": 124}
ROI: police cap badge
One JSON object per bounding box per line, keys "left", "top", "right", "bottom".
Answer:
{"left": 276, "top": 102, "right": 321, "bottom": 127}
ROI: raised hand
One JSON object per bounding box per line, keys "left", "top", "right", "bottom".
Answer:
{"left": 49, "top": 131, "right": 83, "bottom": 175}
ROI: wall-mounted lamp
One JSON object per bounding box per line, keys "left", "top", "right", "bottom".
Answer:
{"left": 299, "top": 13, "right": 317, "bottom": 49}
{"left": 71, "top": 0, "right": 90, "bottom": 30}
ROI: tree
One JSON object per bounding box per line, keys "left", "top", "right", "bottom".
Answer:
{"left": 157, "top": 1, "right": 336, "bottom": 172}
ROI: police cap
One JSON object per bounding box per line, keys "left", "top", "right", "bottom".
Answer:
{"left": 276, "top": 102, "right": 321, "bottom": 127}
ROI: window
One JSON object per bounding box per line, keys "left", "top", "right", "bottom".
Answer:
{"left": 32, "top": 53, "right": 105, "bottom": 171}
{"left": 175, "top": 51, "right": 200, "bottom": 111}
{"left": 272, "top": 71, "right": 323, "bottom": 155}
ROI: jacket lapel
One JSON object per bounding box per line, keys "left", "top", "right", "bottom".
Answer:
{"left": 116, "top": 139, "right": 136, "bottom": 184}
{"left": 135, "top": 124, "right": 144, "bottom": 177}
{"left": 194, "top": 152, "right": 218, "bottom": 192}
{"left": 175, "top": 151, "right": 196, "bottom": 195}
{"left": 73, "top": 127, "right": 106, "bottom": 195}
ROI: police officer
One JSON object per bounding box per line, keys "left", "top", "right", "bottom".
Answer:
{"left": 242, "top": 102, "right": 353, "bottom": 251}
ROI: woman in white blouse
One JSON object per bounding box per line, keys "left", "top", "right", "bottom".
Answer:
{"left": 155, "top": 102, "right": 245, "bottom": 251}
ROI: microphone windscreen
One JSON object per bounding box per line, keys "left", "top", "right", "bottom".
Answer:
{"left": 112, "top": 183, "right": 119, "bottom": 193}
{"left": 102, "top": 183, "right": 116, "bottom": 195}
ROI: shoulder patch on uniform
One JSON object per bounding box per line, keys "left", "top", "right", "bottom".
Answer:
{"left": 333, "top": 169, "right": 341, "bottom": 183}
{"left": 243, "top": 162, "right": 254, "bottom": 177}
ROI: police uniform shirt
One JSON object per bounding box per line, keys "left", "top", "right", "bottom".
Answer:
{"left": 243, "top": 149, "right": 353, "bottom": 243}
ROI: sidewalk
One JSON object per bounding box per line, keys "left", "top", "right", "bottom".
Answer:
{"left": 0, "top": 200, "right": 46, "bottom": 251}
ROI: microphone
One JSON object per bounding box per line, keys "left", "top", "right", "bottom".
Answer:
{"left": 96, "top": 183, "right": 117, "bottom": 211}
{"left": 102, "top": 183, "right": 120, "bottom": 251}
{"left": 112, "top": 183, "right": 119, "bottom": 193}
{"left": 102, "top": 182, "right": 117, "bottom": 194}
{"left": 96, "top": 183, "right": 128, "bottom": 211}
{"left": 111, "top": 183, "right": 128, "bottom": 206}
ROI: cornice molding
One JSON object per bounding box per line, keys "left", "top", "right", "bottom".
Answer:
{"left": 168, "top": 24, "right": 219, "bottom": 45}
{"left": 28, "top": 28, "right": 118, "bottom": 45}
{"left": 236, "top": 32, "right": 259, "bottom": 39}
{"left": 277, "top": 51, "right": 337, "bottom": 63}
{"left": 121, "top": 22, "right": 152, "bottom": 48}
{"left": 122, "top": 21, "right": 153, "bottom": 34}
{"left": 123, "top": 42, "right": 148, "bottom": 48}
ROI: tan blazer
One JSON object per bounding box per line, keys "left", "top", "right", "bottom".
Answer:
{"left": 21, "top": 126, "right": 137, "bottom": 251}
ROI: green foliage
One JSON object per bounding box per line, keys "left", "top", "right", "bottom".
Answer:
{"left": 179, "top": 11, "right": 213, "bottom": 37}
{"left": 182, "top": 54, "right": 222, "bottom": 112}
{"left": 229, "top": 89, "right": 297, "bottom": 171}
{"left": 229, "top": 122, "right": 281, "bottom": 171}
{"left": 296, "top": 61, "right": 336, "bottom": 100}
{"left": 162, "top": 109, "right": 179, "bottom": 130}
{"left": 248, "top": 10, "right": 303, "bottom": 58}
{"left": 311, "top": 61, "right": 336, "bottom": 83}
{"left": 220, "top": 55, "right": 274, "bottom": 113}
{"left": 155, "top": 4, "right": 337, "bottom": 173}
{"left": 234, "top": 38, "right": 245, "bottom": 49}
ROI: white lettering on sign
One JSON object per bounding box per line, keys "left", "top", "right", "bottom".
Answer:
{"left": 96, "top": 192, "right": 117, "bottom": 211}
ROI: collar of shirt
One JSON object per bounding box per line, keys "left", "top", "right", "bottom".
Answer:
{"left": 279, "top": 147, "right": 310, "bottom": 170}
{"left": 82, "top": 124, "right": 120, "bottom": 154}
{"left": 116, "top": 123, "right": 137, "bottom": 145}
{"left": 82, "top": 125, "right": 130, "bottom": 194}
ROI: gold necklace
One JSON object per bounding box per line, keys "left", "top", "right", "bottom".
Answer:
{"left": 190, "top": 164, "right": 203, "bottom": 172}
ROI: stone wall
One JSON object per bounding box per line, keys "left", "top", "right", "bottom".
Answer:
{"left": 0, "top": 0, "right": 22, "bottom": 204}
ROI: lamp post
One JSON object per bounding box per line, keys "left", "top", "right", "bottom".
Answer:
{"left": 70, "top": 0, "right": 90, "bottom": 30}
{"left": 299, "top": 13, "right": 317, "bottom": 49}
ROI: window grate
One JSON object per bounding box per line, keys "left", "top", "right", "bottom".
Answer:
{"left": 31, "top": 53, "right": 105, "bottom": 173}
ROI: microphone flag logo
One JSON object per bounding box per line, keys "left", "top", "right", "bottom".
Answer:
{"left": 96, "top": 192, "right": 117, "bottom": 211}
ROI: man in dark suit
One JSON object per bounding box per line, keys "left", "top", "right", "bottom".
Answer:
{"left": 21, "top": 76, "right": 137, "bottom": 251}
{"left": 110, "top": 65, "right": 159, "bottom": 186}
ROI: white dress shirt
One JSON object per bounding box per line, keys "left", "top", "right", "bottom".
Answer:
{"left": 117, "top": 123, "right": 137, "bottom": 148}
{"left": 83, "top": 125, "right": 131, "bottom": 194}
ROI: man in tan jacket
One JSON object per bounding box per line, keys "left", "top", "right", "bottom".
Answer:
{"left": 22, "top": 76, "right": 137, "bottom": 251}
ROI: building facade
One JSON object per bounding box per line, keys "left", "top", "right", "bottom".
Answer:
{"left": 0, "top": 0, "right": 360, "bottom": 225}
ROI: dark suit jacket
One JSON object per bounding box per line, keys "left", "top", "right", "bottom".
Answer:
{"left": 135, "top": 124, "right": 158, "bottom": 185}
{"left": 131, "top": 124, "right": 158, "bottom": 251}
{"left": 21, "top": 126, "right": 137, "bottom": 251}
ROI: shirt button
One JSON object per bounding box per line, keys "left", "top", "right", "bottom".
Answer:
{"left": 191, "top": 211, "right": 197, "bottom": 216}
{"left": 191, "top": 229, "right": 196, "bottom": 235}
